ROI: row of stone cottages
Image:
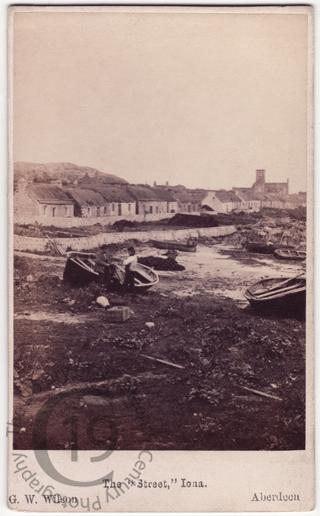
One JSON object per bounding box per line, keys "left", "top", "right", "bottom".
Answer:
{"left": 14, "top": 178, "right": 183, "bottom": 220}
{"left": 14, "top": 173, "right": 306, "bottom": 222}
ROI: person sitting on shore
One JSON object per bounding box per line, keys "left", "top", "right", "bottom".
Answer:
{"left": 123, "top": 246, "right": 138, "bottom": 291}
{"left": 95, "top": 245, "right": 118, "bottom": 288}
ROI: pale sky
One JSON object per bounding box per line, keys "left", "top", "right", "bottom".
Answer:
{"left": 13, "top": 9, "right": 309, "bottom": 192}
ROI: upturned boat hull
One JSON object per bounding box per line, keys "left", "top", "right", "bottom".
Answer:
{"left": 63, "top": 256, "right": 99, "bottom": 286}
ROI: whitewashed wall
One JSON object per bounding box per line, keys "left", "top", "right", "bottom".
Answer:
{"left": 15, "top": 212, "right": 174, "bottom": 228}
{"left": 14, "top": 225, "right": 237, "bottom": 253}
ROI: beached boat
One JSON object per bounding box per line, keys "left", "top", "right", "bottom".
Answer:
{"left": 246, "top": 241, "right": 275, "bottom": 254}
{"left": 274, "top": 248, "right": 306, "bottom": 261}
{"left": 63, "top": 252, "right": 159, "bottom": 291}
{"left": 113, "top": 263, "right": 159, "bottom": 290}
{"left": 63, "top": 253, "right": 99, "bottom": 286}
{"left": 245, "top": 275, "right": 306, "bottom": 316}
{"left": 150, "top": 239, "right": 197, "bottom": 252}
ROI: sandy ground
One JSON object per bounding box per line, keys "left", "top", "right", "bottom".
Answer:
{"left": 13, "top": 243, "right": 305, "bottom": 451}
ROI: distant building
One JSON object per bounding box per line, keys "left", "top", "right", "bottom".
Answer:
{"left": 14, "top": 177, "right": 74, "bottom": 218}
{"left": 233, "top": 169, "right": 306, "bottom": 211}
{"left": 251, "top": 169, "right": 289, "bottom": 197}
{"left": 97, "top": 186, "right": 136, "bottom": 217}
{"left": 285, "top": 192, "right": 307, "bottom": 209}
{"left": 232, "top": 188, "right": 261, "bottom": 212}
{"left": 153, "top": 187, "right": 179, "bottom": 214}
{"left": 127, "top": 185, "right": 178, "bottom": 216}
{"left": 73, "top": 184, "right": 136, "bottom": 217}
{"left": 66, "top": 188, "right": 107, "bottom": 217}
{"left": 202, "top": 190, "right": 241, "bottom": 213}
{"left": 153, "top": 183, "right": 205, "bottom": 213}
{"left": 174, "top": 189, "right": 206, "bottom": 213}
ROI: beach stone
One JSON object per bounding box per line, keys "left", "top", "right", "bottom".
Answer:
{"left": 96, "top": 296, "right": 110, "bottom": 308}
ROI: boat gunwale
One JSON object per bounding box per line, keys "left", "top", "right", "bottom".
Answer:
{"left": 69, "top": 256, "right": 99, "bottom": 276}
{"left": 245, "top": 285, "right": 306, "bottom": 302}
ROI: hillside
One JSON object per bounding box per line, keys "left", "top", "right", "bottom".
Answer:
{"left": 14, "top": 161, "right": 128, "bottom": 185}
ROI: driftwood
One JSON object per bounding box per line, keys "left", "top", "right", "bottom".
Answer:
{"left": 237, "top": 385, "right": 283, "bottom": 401}
{"left": 140, "top": 353, "right": 185, "bottom": 370}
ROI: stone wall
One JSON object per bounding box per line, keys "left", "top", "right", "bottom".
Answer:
{"left": 14, "top": 212, "right": 174, "bottom": 228}
{"left": 14, "top": 225, "right": 237, "bottom": 253}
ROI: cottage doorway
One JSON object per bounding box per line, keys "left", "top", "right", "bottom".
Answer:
{"left": 118, "top": 203, "right": 122, "bottom": 216}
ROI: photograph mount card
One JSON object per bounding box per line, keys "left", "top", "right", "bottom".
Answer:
{"left": 8, "top": 5, "right": 314, "bottom": 512}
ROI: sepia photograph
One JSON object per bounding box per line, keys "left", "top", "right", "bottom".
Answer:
{"left": 8, "top": 5, "right": 314, "bottom": 512}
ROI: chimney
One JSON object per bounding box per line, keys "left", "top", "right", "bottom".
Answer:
{"left": 153, "top": 181, "right": 157, "bottom": 187}
{"left": 16, "top": 176, "right": 28, "bottom": 193}
{"left": 256, "top": 169, "right": 266, "bottom": 183}
{"left": 166, "top": 181, "right": 169, "bottom": 186}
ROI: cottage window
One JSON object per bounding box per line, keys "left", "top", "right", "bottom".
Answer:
{"left": 104, "top": 206, "right": 107, "bottom": 215}
{"left": 97, "top": 207, "right": 100, "bottom": 217}
{"left": 112, "top": 203, "right": 115, "bottom": 211}
{"left": 88, "top": 207, "right": 91, "bottom": 216}
{"left": 128, "top": 203, "right": 131, "bottom": 211}
{"left": 150, "top": 206, "right": 153, "bottom": 214}
{"left": 64, "top": 206, "right": 68, "bottom": 216}
{"left": 52, "top": 207, "right": 56, "bottom": 217}
{"left": 43, "top": 205, "right": 47, "bottom": 216}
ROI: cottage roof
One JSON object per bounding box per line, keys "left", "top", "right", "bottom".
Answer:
{"left": 66, "top": 188, "right": 106, "bottom": 206}
{"left": 173, "top": 189, "right": 206, "bottom": 204}
{"left": 153, "top": 188, "right": 177, "bottom": 202}
{"left": 98, "top": 186, "right": 135, "bottom": 203}
{"left": 30, "top": 185, "right": 74, "bottom": 205}
{"left": 233, "top": 188, "right": 259, "bottom": 201}
{"left": 127, "top": 185, "right": 159, "bottom": 201}
{"left": 77, "top": 185, "right": 134, "bottom": 203}
{"left": 215, "top": 190, "right": 241, "bottom": 203}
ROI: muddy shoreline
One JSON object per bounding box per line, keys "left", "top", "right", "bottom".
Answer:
{"left": 13, "top": 239, "right": 305, "bottom": 451}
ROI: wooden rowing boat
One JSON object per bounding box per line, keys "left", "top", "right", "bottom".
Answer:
{"left": 63, "top": 252, "right": 159, "bottom": 291}
{"left": 274, "top": 248, "right": 306, "bottom": 261}
{"left": 150, "top": 239, "right": 197, "bottom": 252}
{"left": 245, "top": 275, "right": 306, "bottom": 317}
{"left": 113, "top": 263, "right": 159, "bottom": 290}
